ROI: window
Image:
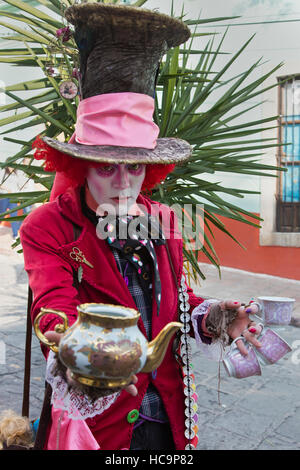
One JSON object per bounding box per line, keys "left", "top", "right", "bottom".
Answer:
{"left": 276, "top": 75, "right": 300, "bottom": 232}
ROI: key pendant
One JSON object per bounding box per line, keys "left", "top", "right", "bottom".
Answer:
{"left": 78, "top": 265, "right": 83, "bottom": 284}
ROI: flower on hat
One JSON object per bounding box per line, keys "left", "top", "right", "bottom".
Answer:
{"left": 56, "top": 26, "right": 71, "bottom": 42}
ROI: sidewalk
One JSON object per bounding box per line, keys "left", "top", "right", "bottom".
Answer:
{"left": 189, "top": 263, "right": 300, "bottom": 450}
{"left": 1, "top": 232, "right": 300, "bottom": 450}
{"left": 0, "top": 233, "right": 46, "bottom": 421}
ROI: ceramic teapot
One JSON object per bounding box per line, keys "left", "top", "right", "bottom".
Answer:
{"left": 34, "top": 303, "right": 182, "bottom": 390}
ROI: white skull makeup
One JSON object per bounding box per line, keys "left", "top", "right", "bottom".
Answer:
{"left": 86, "top": 163, "right": 146, "bottom": 216}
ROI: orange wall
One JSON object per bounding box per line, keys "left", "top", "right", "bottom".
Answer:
{"left": 197, "top": 213, "right": 300, "bottom": 281}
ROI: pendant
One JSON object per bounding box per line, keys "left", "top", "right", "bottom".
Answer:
{"left": 59, "top": 80, "right": 78, "bottom": 99}
{"left": 78, "top": 265, "right": 83, "bottom": 284}
{"left": 69, "top": 247, "right": 94, "bottom": 269}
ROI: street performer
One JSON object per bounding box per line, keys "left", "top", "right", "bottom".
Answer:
{"left": 20, "top": 2, "right": 262, "bottom": 450}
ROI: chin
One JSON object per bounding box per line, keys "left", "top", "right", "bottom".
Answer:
{"left": 117, "top": 204, "right": 131, "bottom": 216}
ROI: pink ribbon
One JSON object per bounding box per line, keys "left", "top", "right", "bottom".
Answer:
{"left": 50, "top": 92, "right": 159, "bottom": 201}
{"left": 74, "top": 92, "right": 159, "bottom": 149}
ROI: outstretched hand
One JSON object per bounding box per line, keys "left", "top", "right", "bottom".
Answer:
{"left": 44, "top": 331, "right": 138, "bottom": 396}
{"left": 219, "top": 300, "right": 263, "bottom": 356}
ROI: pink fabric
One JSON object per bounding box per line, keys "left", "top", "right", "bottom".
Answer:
{"left": 50, "top": 93, "right": 159, "bottom": 201}
{"left": 74, "top": 92, "right": 159, "bottom": 149}
{"left": 47, "top": 407, "right": 100, "bottom": 450}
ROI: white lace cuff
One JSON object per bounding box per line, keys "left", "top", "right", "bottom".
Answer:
{"left": 45, "top": 351, "right": 120, "bottom": 421}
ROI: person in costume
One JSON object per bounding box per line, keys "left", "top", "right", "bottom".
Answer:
{"left": 20, "top": 3, "right": 263, "bottom": 451}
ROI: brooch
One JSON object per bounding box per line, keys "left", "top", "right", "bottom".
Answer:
{"left": 69, "top": 247, "right": 93, "bottom": 283}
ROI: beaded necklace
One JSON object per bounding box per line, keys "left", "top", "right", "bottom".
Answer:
{"left": 178, "top": 274, "right": 199, "bottom": 450}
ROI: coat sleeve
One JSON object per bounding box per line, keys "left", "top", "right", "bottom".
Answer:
{"left": 20, "top": 209, "right": 79, "bottom": 358}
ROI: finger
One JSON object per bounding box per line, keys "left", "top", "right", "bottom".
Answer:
{"left": 44, "top": 330, "right": 62, "bottom": 345}
{"left": 220, "top": 300, "right": 242, "bottom": 310}
{"left": 243, "top": 329, "right": 262, "bottom": 348}
{"left": 246, "top": 336, "right": 262, "bottom": 348}
{"left": 248, "top": 324, "right": 263, "bottom": 335}
{"left": 125, "top": 384, "right": 138, "bottom": 397}
{"left": 66, "top": 368, "right": 78, "bottom": 387}
{"left": 235, "top": 338, "right": 249, "bottom": 356}
{"left": 244, "top": 303, "right": 259, "bottom": 315}
{"left": 130, "top": 375, "right": 138, "bottom": 385}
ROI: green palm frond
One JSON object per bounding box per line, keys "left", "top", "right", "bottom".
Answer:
{"left": 0, "top": 0, "right": 282, "bottom": 278}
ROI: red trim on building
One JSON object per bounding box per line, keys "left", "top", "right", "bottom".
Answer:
{"left": 198, "top": 213, "right": 300, "bottom": 281}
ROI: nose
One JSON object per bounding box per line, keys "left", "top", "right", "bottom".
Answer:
{"left": 112, "top": 165, "right": 130, "bottom": 190}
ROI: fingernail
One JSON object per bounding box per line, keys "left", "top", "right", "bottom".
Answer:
{"left": 234, "top": 302, "right": 239, "bottom": 304}
{"left": 249, "top": 327, "right": 256, "bottom": 333}
{"left": 246, "top": 308, "right": 252, "bottom": 313}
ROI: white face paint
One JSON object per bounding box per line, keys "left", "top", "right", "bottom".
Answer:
{"left": 86, "top": 163, "right": 146, "bottom": 215}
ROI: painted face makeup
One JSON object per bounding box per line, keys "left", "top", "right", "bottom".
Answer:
{"left": 86, "top": 163, "right": 146, "bottom": 215}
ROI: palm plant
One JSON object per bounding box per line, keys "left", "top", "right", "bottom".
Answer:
{"left": 0, "top": 0, "right": 282, "bottom": 279}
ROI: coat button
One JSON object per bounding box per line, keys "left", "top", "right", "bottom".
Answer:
{"left": 127, "top": 409, "right": 139, "bottom": 424}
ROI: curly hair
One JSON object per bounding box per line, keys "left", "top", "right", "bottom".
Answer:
{"left": 33, "top": 136, "right": 175, "bottom": 192}
{"left": 0, "top": 410, "right": 34, "bottom": 449}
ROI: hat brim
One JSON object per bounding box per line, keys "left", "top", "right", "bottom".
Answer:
{"left": 42, "top": 137, "right": 192, "bottom": 165}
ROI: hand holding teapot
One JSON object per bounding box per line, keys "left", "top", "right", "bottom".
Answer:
{"left": 34, "top": 303, "right": 182, "bottom": 396}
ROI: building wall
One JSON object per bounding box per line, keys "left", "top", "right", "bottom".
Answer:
{"left": 147, "top": 0, "right": 300, "bottom": 278}
{"left": 198, "top": 213, "right": 300, "bottom": 280}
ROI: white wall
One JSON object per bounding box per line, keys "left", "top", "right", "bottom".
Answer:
{"left": 1, "top": 0, "right": 300, "bottom": 241}
{"left": 147, "top": 0, "right": 300, "bottom": 246}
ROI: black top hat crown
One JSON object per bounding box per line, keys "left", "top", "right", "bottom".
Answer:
{"left": 43, "top": 3, "right": 192, "bottom": 165}
{"left": 65, "top": 3, "right": 191, "bottom": 99}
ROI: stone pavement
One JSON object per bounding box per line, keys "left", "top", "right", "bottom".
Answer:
{"left": 190, "top": 264, "right": 300, "bottom": 450}
{"left": 1, "top": 231, "right": 300, "bottom": 450}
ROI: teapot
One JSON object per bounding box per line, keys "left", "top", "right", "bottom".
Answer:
{"left": 34, "top": 303, "right": 182, "bottom": 390}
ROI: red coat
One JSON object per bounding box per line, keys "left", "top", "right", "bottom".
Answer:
{"left": 20, "top": 187, "right": 203, "bottom": 450}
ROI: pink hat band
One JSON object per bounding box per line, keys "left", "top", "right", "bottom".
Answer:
{"left": 70, "top": 92, "right": 160, "bottom": 149}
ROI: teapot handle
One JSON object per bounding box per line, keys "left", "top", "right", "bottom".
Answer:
{"left": 33, "top": 307, "right": 69, "bottom": 353}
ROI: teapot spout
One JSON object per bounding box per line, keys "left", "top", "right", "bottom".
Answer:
{"left": 140, "top": 322, "right": 183, "bottom": 373}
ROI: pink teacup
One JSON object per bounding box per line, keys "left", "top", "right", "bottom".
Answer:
{"left": 223, "top": 337, "right": 262, "bottom": 379}
{"left": 254, "top": 326, "right": 292, "bottom": 365}
{"left": 257, "top": 296, "right": 295, "bottom": 325}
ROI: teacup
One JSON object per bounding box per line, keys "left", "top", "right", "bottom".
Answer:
{"left": 257, "top": 296, "right": 295, "bottom": 325}
{"left": 222, "top": 337, "right": 262, "bottom": 379}
{"left": 254, "top": 325, "right": 292, "bottom": 365}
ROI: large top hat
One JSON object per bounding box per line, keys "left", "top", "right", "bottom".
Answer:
{"left": 43, "top": 3, "right": 192, "bottom": 164}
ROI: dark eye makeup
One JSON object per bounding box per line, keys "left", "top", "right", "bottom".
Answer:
{"left": 94, "top": 163, "right": 144, "bottom": 177}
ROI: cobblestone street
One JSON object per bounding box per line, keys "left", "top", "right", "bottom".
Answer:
{"left": 1, "top": 232, "right": 300, "bottom": 450}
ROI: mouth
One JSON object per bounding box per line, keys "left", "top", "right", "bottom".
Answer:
{"left": 111, "top": 196, "right": 130, "bottom": 203}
